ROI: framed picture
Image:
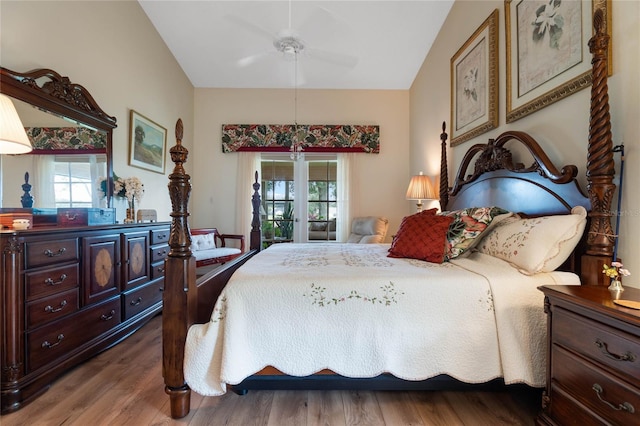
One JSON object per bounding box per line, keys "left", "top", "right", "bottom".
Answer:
{"left": 505, "top": 0, "right": 612, "bottom": 123}
{"left": 129, "top": 110, "right": 167, "bottom": 174}
{"left": 450, "top": 9, "right": 499, "bottom": 147}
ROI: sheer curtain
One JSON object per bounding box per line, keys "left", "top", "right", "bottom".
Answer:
{"left": 33, "top": 155, "right": 55, "bottom": 208}
{"left": 336, "top": 153, "right": 355, "bottom": 242}
{"left": 235, "top": 152, "right": 260, "bottom": 246}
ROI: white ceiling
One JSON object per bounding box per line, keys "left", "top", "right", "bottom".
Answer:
{"left": 138, "top": 0, "right": 454, "bottom": 90}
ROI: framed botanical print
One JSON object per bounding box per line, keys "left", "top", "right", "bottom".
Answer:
{"left": 450, "top": 9, "right": 499, "bottom": 147}
{"left": 129, "top": 110, "right": 167, "bottom": 174}
{"left": 505, "top": 0, "right": 612, "bottom": 123}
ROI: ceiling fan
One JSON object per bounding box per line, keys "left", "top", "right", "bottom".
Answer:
{"left": 228, "top": 2, "right": 358, "bottom": 85}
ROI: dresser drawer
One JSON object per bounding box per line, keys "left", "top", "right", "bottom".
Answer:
{"left": 151, "top": 244, "right": 169, "bottom": 263}
{"left": 25, "top": 238, "right": 79, "bottom": 268}
{"left": 25, "top": 263, "right": 80, "bottom": 301}
{"left": 553, "top": 308, "right": 640, "bottom": 381}
{"left": 151, "top": 228, "right": 170, "bottom": 245}
{"left": 551, "top": 345, "right": 640, "bottom": 425}
{"left": 151, "top": 260, "right": 165, "bottom": 280}
{"left": 26, "top": 297, "right": 121, "bottom": 373}
{"left": 122, "top": 279, "right": 163, "bottom": 321}
{"left": 27, "top": 288, "right": 79, "bottom": 329}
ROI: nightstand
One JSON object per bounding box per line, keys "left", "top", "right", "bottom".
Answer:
{"left": 537, "top": 285, "right": 640, "bottom": 425}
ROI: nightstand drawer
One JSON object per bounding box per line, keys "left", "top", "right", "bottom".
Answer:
{"left": 552, "top": 345, "right": 640, "bottom": 425}
{"left": 553, "top": 308, "right": 640, "bottom": 381}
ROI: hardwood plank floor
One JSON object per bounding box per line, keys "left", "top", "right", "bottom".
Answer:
{"left": 1, "top": 315, "right": 542, "bottom": 425}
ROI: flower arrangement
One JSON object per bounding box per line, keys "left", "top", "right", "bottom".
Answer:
{"left": 603, "top": 261, "right": 630, "bottom": 292}
{"left": 603, "top": 261, "right": 631, "bottom": 281}
{"left": 97, "top": 175, "right": 144, "bottom": 203}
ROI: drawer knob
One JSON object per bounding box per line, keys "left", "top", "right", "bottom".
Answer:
{"left": 130, "top": 297, "right": 142, "bottom": 306}
{"left": 594, "top": 339, "right": 637, "bottom": 362}
{"left": 592, "top": 383, "right": 635, "bottom": 413}
{"left": 44, "top": 274, "right": 68, "bottom": 286}
{"left": 44, "top": 300, "right": 68, "bottom": 313}
{"left": 41, "top": 334, "right": 64, "bottom": 349}
{"left": 43, "top": 247, "right": 67, "bottom": 257}
{"left": 100, "top": 310, "right": 116, "bottom": 321}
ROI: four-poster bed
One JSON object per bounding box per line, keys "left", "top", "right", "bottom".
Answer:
{"left": 161, "top": 8, "right": 618, "bottom": 420}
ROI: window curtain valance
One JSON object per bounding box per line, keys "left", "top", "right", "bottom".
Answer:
{"left": 26, "top": 127, "right": 107, "bottom": 154}
{"left": 222, "top": 124, "right": 380, "bottom": 153}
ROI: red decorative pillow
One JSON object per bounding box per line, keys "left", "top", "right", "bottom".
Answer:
{"left": 388, "top": 213, "right": 453, "bottom": 263}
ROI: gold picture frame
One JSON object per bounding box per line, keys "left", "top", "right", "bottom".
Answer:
{"left": 505, "top": 0, "right": 612, "bottom": 123}
{"left": 450, "top": 9, "right": 499, "bottom": 147}
{"left": 129, "top": 110, "right": 167, "bottom": 174}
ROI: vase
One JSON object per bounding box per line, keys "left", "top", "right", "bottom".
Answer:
{"left": 124, "top": 200, "right": 136, "bottom": 223}
{"left": 608, "top": 279, "right": 624, "bottom": 292}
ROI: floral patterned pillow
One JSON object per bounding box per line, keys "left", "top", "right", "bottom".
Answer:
{"left": 476, "top": 206, "right": 587, "bottom": 275}
{"left": 439, "top": 206, "right": 513, "bottom": 260}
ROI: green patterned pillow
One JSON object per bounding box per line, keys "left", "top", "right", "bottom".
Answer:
{"left": 439, "top": 206, "right": 513, "bottom": 260}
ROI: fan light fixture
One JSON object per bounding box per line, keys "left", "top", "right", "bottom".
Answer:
{"left": 406, "top": 172, "right": 437, "bottom": 212}
{"left": 288, "top": 38, "right": 304, "bottom": 161}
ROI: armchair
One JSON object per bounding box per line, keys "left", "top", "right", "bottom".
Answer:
{"left": 346, "top": 216, "right": 389, "bottom": 243}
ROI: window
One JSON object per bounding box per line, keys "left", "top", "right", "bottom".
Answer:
{"left": 261, "top": 159, "right": 294, "bottom": 246}
{"left": 52, "top": 155, "right": 105, "bottom": 208}
{"left": 261, "top": 154, "right": 339, "bottom": 246}
{"left": 307, "top": 161, "right": 337, "bottom": 241}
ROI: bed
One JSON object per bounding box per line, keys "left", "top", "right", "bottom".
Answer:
{"left": 161, "top": 10, "right": 616, "bottom": 419}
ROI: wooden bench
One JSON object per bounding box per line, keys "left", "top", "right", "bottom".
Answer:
{"left": 190, "top": 228, "right": 245, "bottom": 267}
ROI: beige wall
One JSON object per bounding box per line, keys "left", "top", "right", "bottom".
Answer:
{"left": 192, "top": 88, "right": 410, "bottom": 239}
{"left": 411, "top": 0, "right": 640, "bottom": 287}
{"left": 0, "top": 0, "right": 194, "bottom": 223}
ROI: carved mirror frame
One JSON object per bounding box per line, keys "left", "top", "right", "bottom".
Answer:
{"left": 0, "top": 67, "right": 117, "bottom": 207}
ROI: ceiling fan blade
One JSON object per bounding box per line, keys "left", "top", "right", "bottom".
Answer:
{"left": 306, "top": 48, "right": 358, "bottom": 69}
{"left": 226, "top": 14, "right": 276, "bottom": 42}
{"left": 237, "top": 51, "right": 275, "bottom": 68}
{"left": 298, "top": 6, "right": 349, "bottom": 44}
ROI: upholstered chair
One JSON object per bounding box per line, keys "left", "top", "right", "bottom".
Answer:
{"left": 347, "top": 216, "right": 389, "bottom": 243}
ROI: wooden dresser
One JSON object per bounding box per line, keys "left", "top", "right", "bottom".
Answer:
{"left": 0, "top": 223, "right": 170, "bottom": 413}
{"left": 537, "top": 285, "right": 640, "bottom": 425}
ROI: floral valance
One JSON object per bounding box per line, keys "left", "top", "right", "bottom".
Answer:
{"left": 222, "top": 124, "right": 380, "bottom": 153}
{"left": 26, "top": 127, "right": 107, "bottom": 153}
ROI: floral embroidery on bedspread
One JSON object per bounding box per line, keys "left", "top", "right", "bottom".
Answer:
{"left": 479, "top": 289, "right": 495, "bottom": 312}
{"left": 211, "top": 296, "right": 227, "bottom": 323}
{"left": 304, "top": 282, "right": 404, "bottom": 307}
{"left": 278, "top": 244, "right": 394, "bottom": 268}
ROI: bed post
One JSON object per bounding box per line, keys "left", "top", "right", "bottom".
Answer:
{"left": 250, "top": 171, "right": 262, "bottom": 251}
{"left": 163, "top": 119, "right": 198, "bottom": 418}
{"left": 581, "top": 9, "right": 616, "bottom": 286}
{"left": 439, "top": 122, "right": 449, "bottom": 210}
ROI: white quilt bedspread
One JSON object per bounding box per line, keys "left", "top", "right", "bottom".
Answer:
{"left": 184, "top": 243, "right": 579, "bottom": 395}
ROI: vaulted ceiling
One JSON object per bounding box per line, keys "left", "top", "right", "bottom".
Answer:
{"left": 139, "top": 1, "right": 454, "bottom": 90}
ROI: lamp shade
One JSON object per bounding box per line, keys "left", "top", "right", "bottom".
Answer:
{"left": 0, "top": 94, "right": 32, "bottom": 154}
{"left": 406, "top": 172, "right": 437, "bottom": 201}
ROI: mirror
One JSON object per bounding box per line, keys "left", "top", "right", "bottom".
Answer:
{"left": 0, "top": 67, "right": 116, "bottom": 210}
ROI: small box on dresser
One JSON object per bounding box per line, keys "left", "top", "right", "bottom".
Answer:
{"left": 537, "top": 285, "right": 640, "bottom": 426}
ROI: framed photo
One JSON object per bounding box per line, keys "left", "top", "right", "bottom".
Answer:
{"left": 129, "top": 110, "right": 167, "bottom": 174}
{"left": 450, "top": 9, "right": 499, "bottom": 147}
{"left": 505, "top": 0, "right": 612, "bottom": 123}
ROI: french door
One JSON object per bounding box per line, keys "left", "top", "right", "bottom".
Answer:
{"left": 261, "top": 154, "right": 338, "bottom": 246}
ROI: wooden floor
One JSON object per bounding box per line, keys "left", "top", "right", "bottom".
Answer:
{"left": 1, "top": 315, "right": 542, "bottom": 425}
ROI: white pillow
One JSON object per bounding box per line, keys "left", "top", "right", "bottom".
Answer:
{"left": 190, "top": 233, "right": 216, "bottom": 251}
{"left": 476, "top": 206, "right": 587, "bottom": 275}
